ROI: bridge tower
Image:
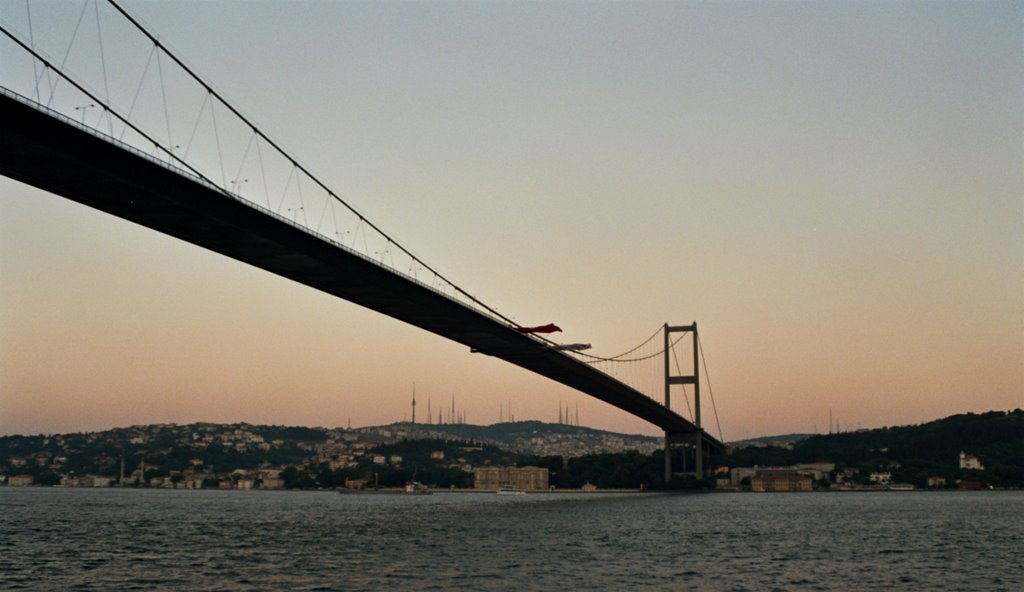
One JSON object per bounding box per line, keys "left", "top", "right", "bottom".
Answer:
{"left": 663, "top": 322, "right": 703, "bottom": 482}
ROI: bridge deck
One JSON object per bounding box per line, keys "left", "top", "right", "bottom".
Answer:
{"left": 0, "top": 92, "right": 722, "bottom": 451}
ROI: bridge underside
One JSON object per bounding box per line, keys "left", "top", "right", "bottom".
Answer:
{"left": 0, "top": 92, "right": 722, "bottom": 453}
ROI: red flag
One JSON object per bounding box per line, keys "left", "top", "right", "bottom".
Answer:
{"left": 515, "top": 323, "right": 562, "bottom": 334}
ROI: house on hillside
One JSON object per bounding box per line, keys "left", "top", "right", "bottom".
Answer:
{"left": 959, "top": 451, "right": 984, "bottom": 471}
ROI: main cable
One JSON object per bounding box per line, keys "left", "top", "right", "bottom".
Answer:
{"left": 103, "top": 0, "right": 517, "bottom": 330}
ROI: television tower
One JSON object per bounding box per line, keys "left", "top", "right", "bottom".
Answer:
{"left": 411, "top": 385, "right": 417, "bottom": 424}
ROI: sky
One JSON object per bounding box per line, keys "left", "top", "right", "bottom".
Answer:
{"left": 1, "top": 0, "right": 1021, "bottom": 440}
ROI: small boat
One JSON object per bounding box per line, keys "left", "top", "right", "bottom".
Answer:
{"left": 337, "top": 487, "right": 404, "bottom": 495}
{"left": 497, "top": 486, "right": 526, "bottom": 496}
{"left": 405, "top": 481, "right": 431, "bottom": 494}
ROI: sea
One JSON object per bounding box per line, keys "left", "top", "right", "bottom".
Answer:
{"left": 1, "top": 488, "right": 1021, "bottom": 591}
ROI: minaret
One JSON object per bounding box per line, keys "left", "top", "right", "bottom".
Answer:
{"left": 411, "top": 385, "right": 417, "bottom": 424}
{"left": 427, "top": 396, "right": 433, "bottom": 424}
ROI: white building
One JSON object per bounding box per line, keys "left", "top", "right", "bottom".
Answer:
{"left": 869, "top": 472, "right": 892, "bottom": 485}
{"left": 959, "top": 452, "right": 984, "bottom": 470}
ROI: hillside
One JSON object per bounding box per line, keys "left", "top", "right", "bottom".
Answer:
{"left": 2, "top": 411, "right": 1020, "bottom": 489}
{"left": 384, "top": 420, "right": 660, "bottom": 455}
{"left": 728, "top": 410, "right": 1023, "bottom": 487}
{"left": 0, "top": 420, "right": 659, "bottom": 488}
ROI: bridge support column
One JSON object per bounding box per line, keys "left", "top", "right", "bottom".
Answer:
{"left": 664, "top": 433, "right": 672, "bottom": 483}
{"left": 663, "top": 322, "right": 702, "bottom": 483}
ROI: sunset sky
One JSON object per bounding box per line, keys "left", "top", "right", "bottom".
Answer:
{"left": 1, "top": 0, "right": 1021, "bottom": 440}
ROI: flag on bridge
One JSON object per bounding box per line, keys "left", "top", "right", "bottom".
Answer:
{"left": 515, "top": 323, "right": 562, "bottom": 334}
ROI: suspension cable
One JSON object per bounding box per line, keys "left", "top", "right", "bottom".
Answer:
{"left": 698, "top": 333, "right": 724, "bottom": 442}
{"left": 576, "top": 325, "right": 687, "bottom": 363}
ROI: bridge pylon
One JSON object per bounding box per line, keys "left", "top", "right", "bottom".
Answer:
{"left": 663, "top": 322, "right": 702, "bottom": 483}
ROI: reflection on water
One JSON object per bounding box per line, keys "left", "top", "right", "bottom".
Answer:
{"left": 1, "top": 489, "right": 1021, "bottom": 591}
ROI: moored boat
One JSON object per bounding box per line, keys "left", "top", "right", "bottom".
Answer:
{"left": 497, "top": 486, "right": 526, "bottom": 496}
{"left": 405, "top": 481, "right": 431, "bottom": 494}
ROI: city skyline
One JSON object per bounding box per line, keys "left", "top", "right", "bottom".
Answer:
{"left": 1, "top": 1, "right": 1022, "bottom": 439}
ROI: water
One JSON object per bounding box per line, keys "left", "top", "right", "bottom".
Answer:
{"left": 2, "top": 488, "right": 1021, "bottom": 591}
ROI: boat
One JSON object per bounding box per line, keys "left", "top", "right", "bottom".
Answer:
{"left": 336, "top": 483, "right": 430, "bottom": 495}
{"left": 887, "top": 483, "right": 915, "bottom": 491}
{"left": 337, "top": 487, "right": 403, "bottom": 495}
{"left": 497, "top": 486, "right": 526, "bottom": 496}
{"left": 405, "top": 481, "right": 431, "bottom": 494}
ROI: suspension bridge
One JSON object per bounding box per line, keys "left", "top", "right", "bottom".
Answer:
{"left": 0, "top": 1, "right": 724, "bottom": 479}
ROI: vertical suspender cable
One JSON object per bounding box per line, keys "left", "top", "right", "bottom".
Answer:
{"left": 92, "top": 0, "right": 113, "bottom": 135}
{"left": 208, "top": 92, "right": 227, "bottom": 188}
{"left": 24, "top": 0, "right": 40, "bottom": 102}
{"left": 45, "top": 0, "right": 90, "bottom": 108}
{"left": 156, "top": 50, "right": 174, "bottom": 151}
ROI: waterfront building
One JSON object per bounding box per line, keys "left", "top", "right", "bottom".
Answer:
{"left": 60, "top": 475, "right": 92, "bottom": 487}
{"left": 750, "top": 474, "right": 812, "bottom": 492}
{"left": 8, "top": 475, "right": 34, "bottom": 487}
{"left": 474, "top": 466, "right": 549, "bottom": 490}
{"left": 794, "top": 462, "right": 835, "bottom": 481}
{"left": 730, "top": 467, "right": 758, "bottom": 486}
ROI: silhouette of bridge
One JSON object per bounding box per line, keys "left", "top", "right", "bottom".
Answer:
{"left": 0, "top": 1, "right": 723, "bottom": 478}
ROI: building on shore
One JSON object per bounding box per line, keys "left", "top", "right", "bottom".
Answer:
{"left": 751, "top": 474, "right": 812, "bottom": 492}
{"left": 8, "top": 475, "right": 34, "bottom": 487}
{"left": 474, "top": 466, "right": 549, "bottom": 490}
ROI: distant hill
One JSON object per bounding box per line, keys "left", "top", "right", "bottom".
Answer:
{"left": 385, "top": 420, "right": 659, "bottom": 448}
{"left": 727, "top": 409, "right": 1023, "bottom": 487}
{"left": 728, "top": 433, "right": 815, "bottom": 448}
{"left": 0, "top": 419, "right": 661, "bottom": 487}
